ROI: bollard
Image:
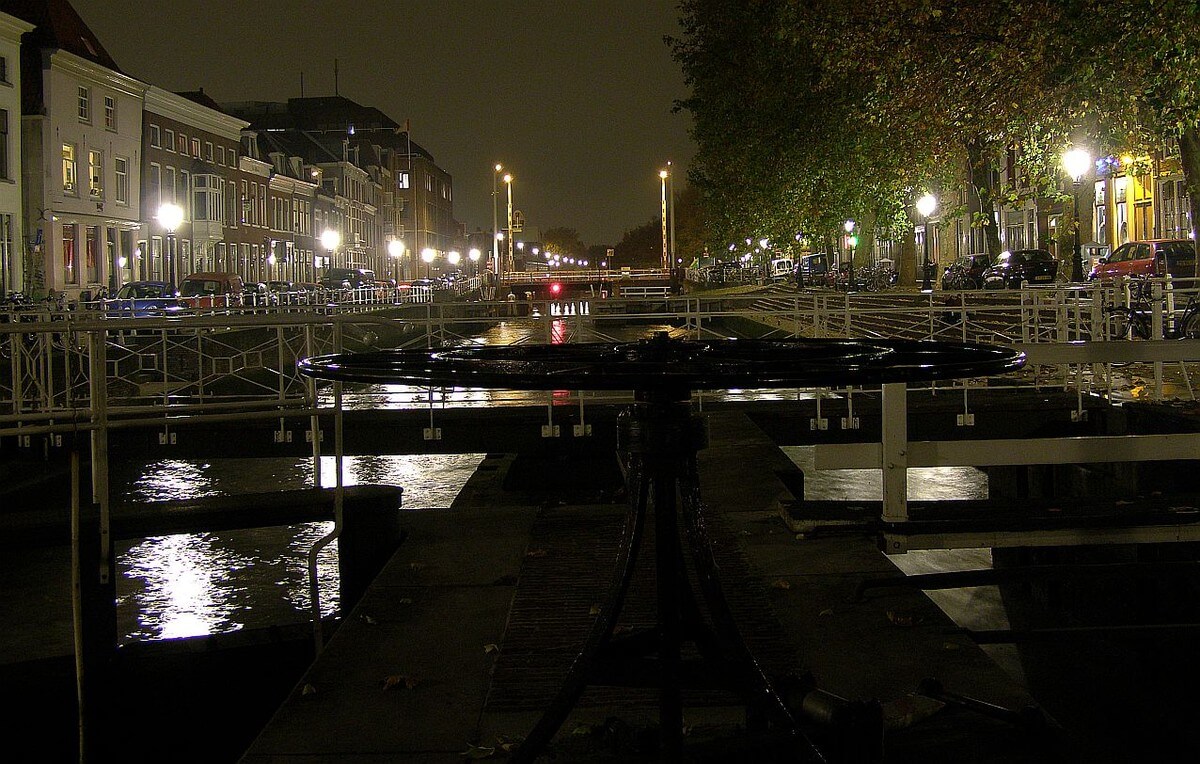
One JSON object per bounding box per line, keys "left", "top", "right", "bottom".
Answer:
{"left": 337, "top": 492, "right": 406, "bottom": 612}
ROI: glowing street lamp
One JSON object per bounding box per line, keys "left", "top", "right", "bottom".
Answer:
{"left": 843, "top": 220, "right": 856, "bottom": 290}
{"left": 388, "top": 238, "right": 405, "bottom": 283}
{"left": 447, "top": 250, "right": 461, "bottom": 267}
{"left": 916, "top": 193, "right": 937, "bottom": 291}
{"left": 1063, "top": 147, "right": 1091, "bottom": 282}
{"left": 468, "top": 247, "right": 481, "bottom": 276}
{"left": 156, "top": 202, "right": 183, "bottom": 284}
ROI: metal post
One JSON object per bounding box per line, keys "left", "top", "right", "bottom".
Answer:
{"left": 667, "top": 161, "right": 676, "bottom": 269}
{"left": 506, "top": 177, "right": 514, "bottom": 276}
{"left": 1071, "top": 182, "right": 1084, "bottom": 282}
{"left": 881, "top": 382, "right": 909, "bottom": 524}
{"left": 921, "top": 220, "right": 932, "bottom": 291}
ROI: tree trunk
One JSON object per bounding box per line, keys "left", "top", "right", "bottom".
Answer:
{"left": 967, "top": 139, "right": 1003, "bottom": 258}
{"left": 1178, "top": 127, "right": 1200, "bottom": 260}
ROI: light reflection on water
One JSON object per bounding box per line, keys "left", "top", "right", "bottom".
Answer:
{"left": 116, "top": 453, "right": 484, "bottom": 643}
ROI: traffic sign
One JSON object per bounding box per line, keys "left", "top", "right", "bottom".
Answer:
{"left": 513, "top": 210, "right": 524, "bottom": 232}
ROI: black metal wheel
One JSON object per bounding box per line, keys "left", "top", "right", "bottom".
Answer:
{"left": 298, "top": 335, "right": 1026, "bottom": 392}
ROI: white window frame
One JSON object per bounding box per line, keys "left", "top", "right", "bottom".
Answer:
{"left": 88, "top": 149, "right": 103, "bottom": 198}
{"left": 77, "top": 86, "right": 90, "bottom": 123}
{"left": 115, "top": 156, "right": 129, "bottom": 205}
{"left": 103, "top": 95, "right": 116, "bottom": 130}
{"left": 62, "top": 143, "right": 77, "bottom": 194}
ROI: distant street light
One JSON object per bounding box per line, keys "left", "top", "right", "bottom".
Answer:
{"left": 468, "top": 247, "right": 481, "bottom": 276}
{"left": 660, "top": 169, "right": 669, "bottom": 271}
{"left": 157, "top": 202, "right": 183, "bottom": 284}
{"left": 916, "top": 193, "right": 937, "bottom": 292}
{"left": 504, "top": 173, "right": 514, "bottom": 277}
{"left": 1063, "top": 147, "right": 1091, "bottom": 282}
{"left": 843, "top": 220, "right": 856, "bottom": 290}
{"left": 492, "top": 163, "right": 503, "bottom": 279}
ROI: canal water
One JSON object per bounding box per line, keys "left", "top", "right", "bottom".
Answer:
{"left": 108, "top": 316, "right": 1002, "bottom": 656}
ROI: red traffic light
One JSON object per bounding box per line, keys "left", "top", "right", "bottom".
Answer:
{"left": 549, "top": 282, "right": 562, "bottom": 296}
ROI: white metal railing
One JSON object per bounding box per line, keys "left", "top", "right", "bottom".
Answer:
{"left": 4, "top": 280, "right": 1200, "bottom": 437}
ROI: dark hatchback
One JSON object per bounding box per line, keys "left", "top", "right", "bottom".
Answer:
{"left": 981, "top": 249, "right": 1059, "bottom": 289}
{"left": 103, "top": 280, "right": 183, "bottom": 317}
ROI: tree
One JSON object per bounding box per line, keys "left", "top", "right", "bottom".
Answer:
{"left": 614, "top": 219, "right": 664, "bottom": 269}
{"left": 541, "top": 227, "right": 586, "bottom": 260}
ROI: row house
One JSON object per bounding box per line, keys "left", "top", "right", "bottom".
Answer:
{"left": 141, "top": 86, "right": 248, "bottom": 287}
{"left": 5, "top": 1, "right": 459, "bottom": 297}
{"left": 15, "top": 0, "right": 143, "bottom": 300}
{"left": 0, "top": 10, "right": 32, "bottom": 297}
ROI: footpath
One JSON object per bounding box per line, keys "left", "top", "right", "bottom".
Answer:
{"left": 241, "top": 411, "right": 1065, "bottom": 762}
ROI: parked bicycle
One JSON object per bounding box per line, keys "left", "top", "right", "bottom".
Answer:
{"left": 1103, "top": 277, "right": 1200, "bottom": 340}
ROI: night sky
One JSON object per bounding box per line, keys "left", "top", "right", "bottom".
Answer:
{"left": 74, "top": 0, "right": 695, "bottom": 246}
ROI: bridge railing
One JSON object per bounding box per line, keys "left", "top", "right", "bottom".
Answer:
{"left": 3, "top": 281, "right": 1200, "bottom": 438}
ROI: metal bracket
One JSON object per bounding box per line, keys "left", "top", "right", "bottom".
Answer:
{"left": 541, "top": 424, "right": 561, "bottom": 438}
{"left": 273, "top": 430, "right": 294, "bottom": 443}
{"left": 573, "top": 423, "right": 592, "bottom": 437}
{"left": 305, "top": 430, "right": 324, "bottom": 443}
{"left": 809, "top": 417, "right": 829, "bottom": 431}
{"left": 423, "top": 427, "right": 443, "bottom": 441}
{"left": 840, "top": 416, "right": 860, "bottom": 430}
{"left": 158, "top": 431, "right": 177, "bottom": 445}
{"left": 956, "top": 413, "right": 976, "bottom": 427}
{"left": 1071, "top": 409, "right": 1088, "bottom": 422}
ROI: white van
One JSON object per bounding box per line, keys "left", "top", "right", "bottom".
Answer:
{"left": 769, "top": 258, "right": 795, "bottom": 280}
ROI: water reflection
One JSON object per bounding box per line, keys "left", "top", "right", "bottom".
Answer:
{"left": 115, "top": 453, "right": 484, "bottom": 642}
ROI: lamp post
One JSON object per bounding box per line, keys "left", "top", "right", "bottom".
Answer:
{"left": 492, "top": 163, "right": 502, "bottom": 280}
{"left": 320, "top": 229, "right": 341, "bottom": 273}
{"left": 1063, "top": 148, "right": 1091, "bottom": 282}
{"left": 504, "top": 174, "right": 514, "bottom": 277}
{"left": 388, "top": 238, "right": 405, "bottom": 284}
{"left": 156, "top": 202, "right": 183, "bottom": 286}
{"left": 667, "top": 160, "right": 676, "bottom": 268}
{"left": 843, "top": 220, "right": 856, "bottom": 291}
{"left": 916, "top": 193, "right": 937, "bottom": 291}
{"left": 659, "top": 169, "right": 669, "bottom": 271}
{"left": 421, "top": 247, "right": 436, "bottom": 279}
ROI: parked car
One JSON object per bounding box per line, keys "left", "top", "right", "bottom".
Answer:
{"left": 103, "top": 280, "right": 183, "bottom": 318}
{"left": 318, "top": 267, "right": 376, "bottom": 290}
{"left": 941, "top": 253, "right": 993, "bottom": 290}
{"left": 981, "top": 249, "right": 1058, "bottom": 289}
{"left": 798, "top": 253, "right": 831, "bottom": 286}
{"left": 1088, "top": 239, "right": 1197, "bottom": 281}
{"left": 178, "top": 271, "right": 245, "bottom": 309}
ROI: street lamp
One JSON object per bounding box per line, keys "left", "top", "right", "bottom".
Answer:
{"left": 320, "top": 229, "right": 341, "bottom": 272}
{"left": 388, "top": 238, "right": 405, "bottom": 283}
{"left": 421, "top": 247, "right": 436, "bottom": 279}
{"left": 1063, "top": 148, "right": 1091, "bottom": 282}
{"left": 468, "top": 247, "right": 481, "bottom": 276}
{"left": 659, "top": 169, "right": 669, "bottom": 271}
{"left": 156, "top": 202, "right": 183, "bottom": 285}
{"left": 916, "top": 193, "right": 937, "bottom": 291}
{"left": 492, "top": 163, "right": 502, "bottom": 280}
{"left": 843, "top": 220, "right": 856, "bottom": 290}
{"left": 504, "top": 173, "right": 514, "bottom": 278}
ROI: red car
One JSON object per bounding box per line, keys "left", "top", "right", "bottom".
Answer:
{"left": 1088, "top": 239, "right": 1196, "bottom": 281}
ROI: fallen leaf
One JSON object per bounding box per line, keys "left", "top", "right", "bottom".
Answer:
{"left": 460, "top": 743, "right": 496, "bottom": 759}
{"left": 360, "top": 613, "right": 378, "bottom": 625}
{"left": 484, "top": 643, "right": 500, "bottom": 654}
{"left": 398, "top": 598, "right": 413, "bottom": 605}
{"left": 887, "top": 610, "right": 922, "bottom": 627}
{"left": 819, "top": 608, "right": 834, "bottom": 617}
{"left": 571, "top": 723, "right": 594, "bottom": 736}
{"left": 771, "top": 578, "right": 792, "bottom": 590}
{"left": 409, "top": 562, "right": 426, "bottom": 571}
{"left": 382, "top": 674, "right": 419, "bottom": 691}
{"left": 589, "top": 603, "right": 602, "bottom": 616}
{"left": 525, "top": 548, "right": 548, "bottom": 558}
{"left": 495, "top": 734, "right": 521, "bottom": 752}
{"left": 300, "top": 683, "right": 317, "bottom": 697}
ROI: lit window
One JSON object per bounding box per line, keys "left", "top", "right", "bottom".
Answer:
{"left": 88, "top": 149, "right": 103, "bottom": 198}
{"left": 62, "top": 144, "right": 77, "bottom": 192}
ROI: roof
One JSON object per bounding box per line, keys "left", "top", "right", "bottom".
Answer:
{"left": 1, "top": 0, "right": 121, "bottom": 71}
